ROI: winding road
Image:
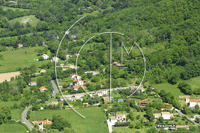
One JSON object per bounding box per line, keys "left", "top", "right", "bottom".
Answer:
{"left": 51, "top": 80, "right": 58, "bottom": 97}
{"left": 22, "top": 105, "right": 33, "bottom": 131}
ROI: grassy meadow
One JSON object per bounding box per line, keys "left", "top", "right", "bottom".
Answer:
{"left": 30, "top": 107, "right": 109, "bottom": 133}
{"left": 9, "top": 15, "right": 40, "bottom": 27}
{"left": 0, "top": 124, "right": 27, "bottom": 133}
{"left": 11, "top": 109, "right": 23, "bottom": 120}
{"left": 0, "top": 46, "right": 49, "bottom": 73}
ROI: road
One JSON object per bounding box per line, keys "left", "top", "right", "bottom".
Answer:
{"left": 175, "top": 108, "right": 199, "bottom": 126}
{"left": 22, "top": 105, "right": 33, "bottom": 131}
{"left": 51, "top": 80, "right": 58, "bottom": 97}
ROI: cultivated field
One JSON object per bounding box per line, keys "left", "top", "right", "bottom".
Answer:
{"left": 11, "top": 109, "right": 23, "bottom": 120}
{"left": 0, "top": 124, "right": 27, "bottom": 133}
{"left": 0, "top": 71, "right": 20, "bottom": 83}
{"left": 9, "top": 15, "right": 40, "bottom": 27}
{"left": 0, "top": 46, "right": 49, "bottom": 73}
{"left": 30, "top": 107, "right": 109, "bottom": 133}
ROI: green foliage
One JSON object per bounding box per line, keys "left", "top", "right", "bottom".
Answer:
{"left": 178, "top": 82, "right": 192, "bottom": 95}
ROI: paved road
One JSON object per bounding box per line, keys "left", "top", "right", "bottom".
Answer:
{"left": 51, "top": 80, "right": 58, "bottom": 97}
{"left": 22, "top": 105, "right": 33, "bottom": 131}
{"left": 175, "top": 108, "right": 199, "bottom": 126}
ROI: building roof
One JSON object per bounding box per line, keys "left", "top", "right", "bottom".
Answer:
{"left": 186, "top": 97, "right": 190, "bottom": 99}
{"left": 30, "top": 81, "right": 37, "bottom": 83}
{"left": 73, "top": 85, "right": 87, "bottom": 89}
{"left": 17, "top": 43, "right": 23, "bottom": 45}
{"left": 73, "top": 79, "right": 82, "bottom": 82}
{"left": 38, "top": 119, "right": 52, "bottom": 125}
{"left": 139, "top": 98, "right": 150, "bottom": 104}
{"left": 39, "top": 87, "right": 47, "bottom": 91}
{"left": 161, "top": 112, "right": 170, "bottom": 115}
{"left": 190, "top": 99, "right": 200, "bottom": 102}
{"left": 103, "top": 97, "right": 113, "bottom": 101}
{"left": 164, "top": 103, "right": 170, "bottom": 106}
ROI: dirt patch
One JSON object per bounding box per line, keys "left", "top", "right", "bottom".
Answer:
{"left": 0, "top": 71, "right": 20, "bottom": 83}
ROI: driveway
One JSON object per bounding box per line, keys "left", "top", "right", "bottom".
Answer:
{"left": 51, "top": 80, "right": 58, "bottom": 97}
{"left": 22, "top": 105, "right": 33, "bottom": 131}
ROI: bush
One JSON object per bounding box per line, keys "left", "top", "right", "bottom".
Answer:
{"left": 129, "top": 123, "right": 134, "bottom": 128}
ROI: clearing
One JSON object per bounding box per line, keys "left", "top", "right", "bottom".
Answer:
{"left": 0, "top": 124, "right": 27, "bottom": 133}
{"left": 0, "top": 71, "right": 20, "bottom": 83}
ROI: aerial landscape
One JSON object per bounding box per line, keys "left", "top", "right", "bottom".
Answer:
{"left": 0, "top": 0, "right": 200, "bottom": 133}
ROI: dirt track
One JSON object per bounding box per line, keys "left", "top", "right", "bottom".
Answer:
{"left": 0, "top": 71, "right": 20, "bottom": 83}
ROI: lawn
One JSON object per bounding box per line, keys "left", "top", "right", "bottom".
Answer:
{"left": 0, "top": 46, "right": 49, "bottom": 73}
{"left": 30, "top": 107, "right": 109, "bottom": 133}
{"left": 0, "top": 6, "right": 29, "bottom": 11}
{"left": 152, "top": 82, "right": 184, "bottom": 98}
{"left": 0, "top": 124, "right": 27, "bottom": 133}
{"left": 11, "top": 109, "right": 23, "bottom": 120}
{"left": 9, "top": 15, "right": 40, "bottom": 27}
{"left": 152, "top": 76, "right": 200, "bottom": 98}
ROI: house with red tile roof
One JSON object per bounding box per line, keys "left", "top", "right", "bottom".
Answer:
{"left": 72, "top": 85, "right": 87, "bottom": 91}
{"left": 139, "top": 98, "right": 150, "bottom": 106}
{"left": 112, "top": 62, "right": 125, "bottom": 69}
{"left": 185, "top": 97, "right": 200, "bottom": 107}
{"left": 17, "top": 43, "right": 23, "bottom": 47}
{"left": 39, "top": 87, "right": 47, "bottom": 92}
{"left": 38, "top": 119, "right": 52, "bottom": 130}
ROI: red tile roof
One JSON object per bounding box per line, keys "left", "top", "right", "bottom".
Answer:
{"left": 39, "top": 87, "right": 47, "bottom": 91}
{"left": 38, "top": 119, "right": 52, "bottom": 125}
{"left": 73, "top": 85, "right": 87, "bottom": 89}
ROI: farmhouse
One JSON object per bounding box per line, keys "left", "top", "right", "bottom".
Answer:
{"left": 96, "top": 89, "right": 108, "bottom": 97}
{"left": 74, "top": 53, "right": 79, "bottom": 56}
{"left": 185, "top": 97, "right": 200, "bottom": 108}
{"left": 51, "top": 57, "right": 59, "bottom": 62}
{"left": 59, "top": 96, "right": 83, "bottom": 102}
{"left": 72, "top": 85, "right": 87, "bottom": 91}
{"left": 109, "top": 114, "right": 126, "bottom": 126}
{"left": 139, "top": 98, "right": 150, "bottom": 106}
{"left": 103, "top": 97, "right": 114, "bottom": 103}
{"left": 38, "top": 119, "right": 52, "bottom": 130}
{"left": 70, "top": 74, "right": 81, "bottom": 79}
{"left": 73, "top": 79, "right": 84, "bottom": 86}
{"left": 42, "top": 54, "right": 49, "bottom": 60}
{"left": 112, "top": 62, "right": 125, "bottom": 69}
{"left": 17, "top": 43, "right": 23, "bottom": 47}
{"left": 129, "top": 86, "right": 145, "bottom": 92}
{"left": 28, "top": 81, "right": 37, "bottom": 86}
{"left": 83, "top": 103, "right": 89, "bottom": 107}
{"left": 39, "top": 87, "right": 47, "bottom": 92}
{"left": 40, "top": 69, "right": 46, "bottom": 73}
{"left": 69, "top": 65, "right": 77, "bottom": 69}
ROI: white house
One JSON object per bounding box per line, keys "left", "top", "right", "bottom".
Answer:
{"left": 69, "top": 65, "right": 77, "bottom": 69}
{"left": 17, "top": 43, "right": 23, "bottom": 47}
{"left": 28, "top": 81, "right": 37, "bottom": 86}
{"left": 70, "top": 74, "right": 81, "bottom": 79}
{"left": 186, "top": 97, "right": 200, "bottom": 108}
{"left": 51, "top": 57, "right": 59, "bottom": 62}
{"left": 38, "top": 119, "right": 52, "bottom": 130}
{"left": 84, "top": 71, "right": 98, "bottom": 75}
{"left": 161, "top": 112, "right": 171, "bottom": 120}
{"left": 42, "top": 54, "right": 49, "bottom": 60}
{"left": 96, "top": 89, "right": 108, "bottom": 97}
{"left": 109, "top": 114, "right": 126, "bottom": 126}
{"left": 154, "top": 112, "right": 174, "bottom": 120}
{"left": 72, "top": 85, "right": 87, "bottom": 91}
{"left": 73, "top": 79, "right": 84, "bottom": 86}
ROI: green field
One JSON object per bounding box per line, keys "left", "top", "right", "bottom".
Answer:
{"left": 9, "top": 15, "right": 40, "bottom": 27}
{"left": 0, "top": 6, "right": 29, "bottom": 11}
{"left": 0, "top": 101, "right": 21, "bottom": 107}
{"left": 11, "top": 109, "right": 23, "bottom": 120}
{"left": 0, "top": 46, "right": 49, "bottom": 73}
{"left": 30, "top": 107, "right": 109, "bottom": 133}
{"left": 0, "top": 124, "right": 27, "bottom": 133}
{"left": 152, "top": 76, "right": 200, "bottom": 98}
